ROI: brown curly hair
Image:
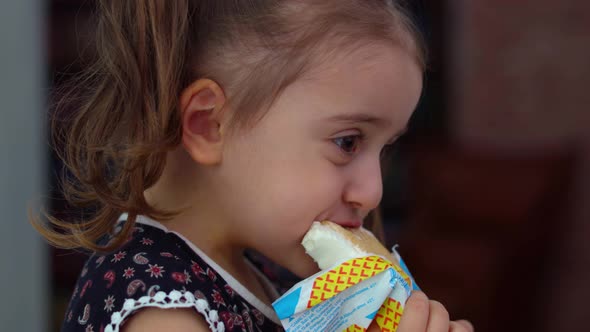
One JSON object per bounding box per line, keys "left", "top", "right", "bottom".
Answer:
{"left": 32, "top": 0, "right": 426, "bottom": 253}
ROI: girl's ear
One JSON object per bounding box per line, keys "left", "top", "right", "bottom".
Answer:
{"left": 179, "top": 78, "right": 228, "bottom": 165}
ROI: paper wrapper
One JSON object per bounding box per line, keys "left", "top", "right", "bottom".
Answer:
{"left": 272, "top": 249, "right": 418, "bottom": 332}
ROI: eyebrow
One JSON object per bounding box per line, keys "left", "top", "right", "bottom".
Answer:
{"left": 324, "top": 113, "right": 407, "bottom": 143}
{"left": 325, "top": 113, "right": 392, "bottom": 127}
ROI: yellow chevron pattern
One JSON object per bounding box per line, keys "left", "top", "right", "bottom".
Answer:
{"left": 305, "top": 255, "right": 412, "bottom": 331}
{"left": 374, "top": 298, "right": 404, "bottom": 332}
{"left": 307, "top": 256, "right": 391, "bottom": 308}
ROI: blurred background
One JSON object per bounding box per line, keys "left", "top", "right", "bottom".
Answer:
{"left": 1, "top": 0, "right": 589, "bottom": 331}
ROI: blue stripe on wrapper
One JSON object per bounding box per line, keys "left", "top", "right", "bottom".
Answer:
{"left": 366, "top": 310, "right": 378, "bottom": 320}
{"left": 397, "top": 254, "right": 420, "bottom": 291}
{"left": 273, "top": 286, "right": 302, "bottom": 319}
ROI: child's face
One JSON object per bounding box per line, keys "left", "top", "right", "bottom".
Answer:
{"left": 216, "top": 44, "right": 422, "bottom": 277}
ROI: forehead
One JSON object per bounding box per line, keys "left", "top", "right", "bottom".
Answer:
{"left": 280, "top": 44, "right": 423, "bottom": 125}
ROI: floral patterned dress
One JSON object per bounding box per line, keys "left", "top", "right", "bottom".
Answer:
{"left": 61, "top": 214, "right": 284, "bottom": 332}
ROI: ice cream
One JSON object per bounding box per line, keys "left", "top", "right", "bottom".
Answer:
{"left": 302, "top": 220, "right": 399, "bottom": 270}
{"left": 273, "top": 220, "right": 416, "bottom": 331}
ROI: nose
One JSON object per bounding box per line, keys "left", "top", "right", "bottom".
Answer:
{"left": 342, "top": 158, "right": 383, "bottom": 213}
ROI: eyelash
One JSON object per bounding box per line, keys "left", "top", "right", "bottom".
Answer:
{"left": 332, "top": 133, "right": 399, "bottom": 162}
{"left": 332, "top": 134, "right": 364, "bottom": 155}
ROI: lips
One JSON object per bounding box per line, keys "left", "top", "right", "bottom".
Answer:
{"left": 315, "top": 212, "right": 364, "bottom": 229}
{"left": 322, "top": 219, "right": 362, "bottom": 228}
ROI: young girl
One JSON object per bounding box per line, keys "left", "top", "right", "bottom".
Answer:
{"left": 36, "top": 1, "right": 473, "bottom": 331}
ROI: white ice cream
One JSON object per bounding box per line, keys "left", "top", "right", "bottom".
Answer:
{"left": 301, "top": 221, "right": 369, "bottom": 270}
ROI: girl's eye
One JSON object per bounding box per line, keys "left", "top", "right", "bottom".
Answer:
{"left": 333, "top": 135, "right": 362, "bottom": 155}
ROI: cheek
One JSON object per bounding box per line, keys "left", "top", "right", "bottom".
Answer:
{"left": 222, "top": 138, "right": 345, "bottom": 276}
{"left": 224, "top": 130, "right": 343, "bottom": 233}
{"left": 264, "top": 165, "right": 343, "bottom": 227}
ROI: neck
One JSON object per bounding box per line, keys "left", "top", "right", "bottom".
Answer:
{"left": 143, "top": 148, "right": 273, "bottom": 305}
{"left": 145, "top": 148, "right": 240, "bottom": 260}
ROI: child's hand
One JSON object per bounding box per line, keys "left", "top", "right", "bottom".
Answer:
{"left": 367, "top": 291, "right": 474, "bottom": 332}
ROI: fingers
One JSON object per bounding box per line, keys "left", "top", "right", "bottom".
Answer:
{"left": 426, "top": 300, "right": 449, "bottom": 332}
{"left": 450, "top": 320, "right": 474, "bottom": 332}
{"left": 397, "top": 291, "right": 430, "bottom": 332}
{"left": 366, "top": 320, "right": 381, "bottom": 332}
{"left": 397, "top": 291, "right": 473, "bottom": 332}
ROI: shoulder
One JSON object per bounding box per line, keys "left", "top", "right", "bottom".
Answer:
{"left": 106, "top": 290, "right": 225, "bottom": 332}
{"left": 63, "top": 220, "right": 284, "bottom": 332}
{"left": 63, "top": 223, "right": 226, "bottom": 331}
{"left": 121, "top": 307, "right": 210, "bottom": 332}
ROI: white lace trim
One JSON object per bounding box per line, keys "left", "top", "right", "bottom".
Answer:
{"left": 104, "top": 290, "right": 225, "bottom": 332}
{"left": 133, "top": 214, "right": 282, "bottom": 325}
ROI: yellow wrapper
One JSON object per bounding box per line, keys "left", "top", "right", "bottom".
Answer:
{"left": 273, "top": 251, "right": 417, "bottom": 332}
